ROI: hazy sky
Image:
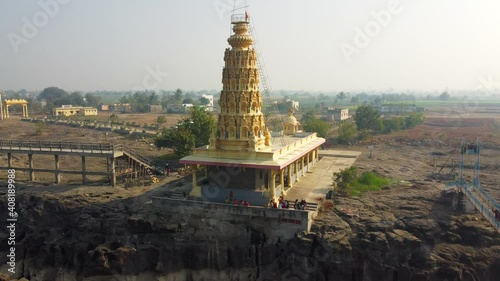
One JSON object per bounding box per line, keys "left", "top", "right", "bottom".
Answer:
{"left": 1, "top": 0, "right": 499, "bottom": 92}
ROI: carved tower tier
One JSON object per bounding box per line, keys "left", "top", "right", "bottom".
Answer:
{"left": 211, "top": 15, "right": 271, "bottom": 151}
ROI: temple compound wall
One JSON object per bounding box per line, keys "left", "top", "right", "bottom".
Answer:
{"left": 152, "top": 197, "right": 316, "bottom": 240}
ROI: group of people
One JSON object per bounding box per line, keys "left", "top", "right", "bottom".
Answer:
{"left": 294, "top": 199, "right": 308, "bottom": 210}
{"left": 493, "top": 208, "right": 500, "bottom": 221}
{"left": 269, "top": 197, "right": 289, "bottom": 209}
{"left": 268, "top": 196, "right": 308, "bottom": 210}
{"left": 224, "top": 191, "right": 251, "bottom": 207}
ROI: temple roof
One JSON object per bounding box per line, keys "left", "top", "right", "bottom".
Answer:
{"left": 181, "top": 132, "right": 325, "bottom": 170}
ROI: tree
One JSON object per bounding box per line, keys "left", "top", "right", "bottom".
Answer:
{"left": 35, "top": 122, "right": 47, "bottom": 135}
{"left": 174, "top": 89, "right": 183, "bottom": 104}
{"left": 354, "top": 105, "right": 381, "bottom": 131}
{"left": 189, "top": 106, "right": 216, "bottom": 147}
{"left": 182, "top": 98, "right": 195, "bottom": 104}
{"left": 70, "top": 92, "right": 84, "bottom": 105}
{"left": 350, "top": 96, "right": 360, "bottom": 105}
{"left": 85, "top": 93, "right": 101, "bottom": 107}
{"left": 155, "top": 128, "right": 195, "bottom": 158}
{"left": 405, "top": 112, "right": 424, "bottom": 128}
{"left": 337, "top": 122, "right": 358, "bottom": 144}
{"left": 156, "top": 116, "right": 167, "bottom": 126}
{"left": 301, "top": 110, "right": 316, "bottom": 124}
{"left": 439, "top": 91, "right": 450, "bottom": 102}
{"left": 171, "top": 128, "right": 196, "bottom": 157}
{"left": 337, "top": 92, "right": 346, "bottom": 104}
{"left": 155, "top": 106, "right": 215, "bottom": 153}
{"left": 304, "top": 118, "right": 329, "bottom": 138}
{"left": 333, "top": 166, "right": 358, "bottom": 195}
{"left": 199, "top": 97, "right": 210, "bottom": 105}
{"left": 149, "top": 91, "right": 159, "bottom": 105}
{"left": 38, "top": 87, "right": 69, "bottom": 108}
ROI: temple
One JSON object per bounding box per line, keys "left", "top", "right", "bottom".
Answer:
{"left": 180, "top": 14, "right": 325, "bottom": 205}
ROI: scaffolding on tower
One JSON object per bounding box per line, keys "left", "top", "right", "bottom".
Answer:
{"left": 231, "top": 9, "right": 288, "bottom": 146}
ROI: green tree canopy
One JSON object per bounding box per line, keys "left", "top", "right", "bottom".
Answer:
{"left": 300, "top": 109, "right": 316, "bottom": 124}
{"left": 354, "top": 105, "right": 381, "bottom": 131}
{"left": 156, "top": 116, "right": 167, "bottom": 126}
{"left": 337, "top": 92, "right": 346, "bottom": 104}
{"left": 85, "top": 93, "right": 101, "bottom": 107}
{"left": 337, "top": 122, "right": 358, "bottom": 144}
{"left": 439, "top": 91, "right": 450, "bottom": 101}
{"left": 70, "top": 92, "right": 85, "bottom": 106}
{"left": 188, "top": 106, "right": 216, "bottom": 147}
{"left": 199, "top": 97, "right": 210, "bottom": 105}
{"left": 304, "top": 118, "right": 329, "bottom": 138}
{"left": 38, "top": 87, "right": 69, "bottom": 108}
{"left": 155, "top": 106, "right": 215, "bottom": 155}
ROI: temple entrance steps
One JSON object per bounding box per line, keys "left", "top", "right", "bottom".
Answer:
{"left": 287, "top": 200, "right": 318, "bottom": 211}
{"left": 159, "top": 192, "right": 187, "bottom": 200}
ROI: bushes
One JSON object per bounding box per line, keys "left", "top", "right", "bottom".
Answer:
{"left": 333, "top": 167, "right": 390, "bottom": 197}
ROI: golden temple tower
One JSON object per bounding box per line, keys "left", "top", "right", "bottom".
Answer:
{"left": 210, "top": 14, "right": 271, "bottom": 152}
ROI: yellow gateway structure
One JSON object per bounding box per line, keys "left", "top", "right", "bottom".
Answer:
{"left": 180, "top": 14, "right": 325, "bottom": 205}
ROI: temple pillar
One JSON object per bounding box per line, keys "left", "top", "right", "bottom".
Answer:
{"left": 301, "top": 156, "right": 305, "bottom": 176}
{"left": 295, "top": 160, "right": 299, "bottom": 182}
{"left": 82, "top": 156, "right": 87, "bottom": 184}
{"left": 110, "top": 157, "right": 116, "bottom": 187}
{"left": 28, "top": 154, "right": 34, "bottom": 181}
{"left": 306, "top": 152, "right": 311, "bottom": 171}
{"left": 7, "top": 153, "right": 12, "bottom": 168}
{"left": 25, "top": 105, "right": 28, "bottom": 117}
{"left": 269, "top": 170, "right": 277, "bottom": 201}
{"left": 191, "top": 164, "right": 201, "bottom": 197}
{"left": 280, "top": 168, "right": 285, "bottom": 195}
{"left": 55, "top": 155, "right": 61, "bottom": 184}
{"left": 286, "top": 165, "right": 292, "bottom": 187}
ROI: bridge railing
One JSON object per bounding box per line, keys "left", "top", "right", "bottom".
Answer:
{"left": 113, "top": 144, "right": 156, "bottom": 168}
{"left": 474, "top": 183, "right": 500, "bottom": 209}
{"left": 0, "top": 139, "right": 114, "bottom": 152}
{"left": 462, "top": 185, "right": 500, "bottom": 231}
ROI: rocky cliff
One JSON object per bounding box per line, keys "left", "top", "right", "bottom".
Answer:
{"left": 0, "top": 181, "right": 499, "bottom": 281}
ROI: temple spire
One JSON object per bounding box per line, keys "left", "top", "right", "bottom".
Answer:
{"left": 210, "top": 12, "right": 271, "bottom": 151}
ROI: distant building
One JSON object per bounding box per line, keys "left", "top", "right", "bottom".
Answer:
{"left": 167, "top": 104, "right": 193, "bottom": 113}
{"left": 110, "top": 103, "right": 132, "bottom": 113}
{"left": 327, "top": 108, "right": 350, "bottom": 121}
{"left": 374, "top": 104, "right": 418, "bottom": 114}
{"left": 53, "top": 106, "right": 98, "bottom": 116}
{"left": 149, "top": 105, "right": 163, "bottom": 113}
{"left": 202, "top": 94, "right": 214, "bottom": 111}
{"left": 99, "top": 104, "right": 110, "bottom": 111}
